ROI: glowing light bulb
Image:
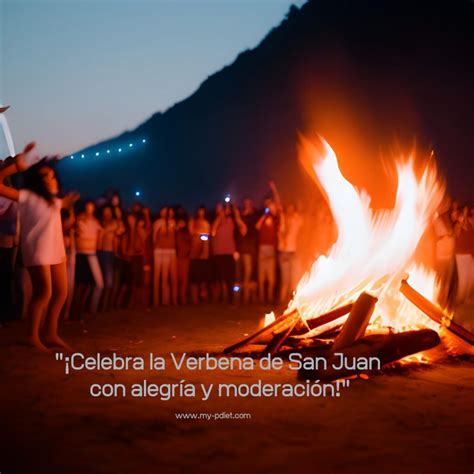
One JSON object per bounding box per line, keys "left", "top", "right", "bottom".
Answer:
{"left": 129, "top": 143, "right": 133, "bottom": 147}
{"left": 135, "top": 191, "right": 140, "bottom": 197}
{"left": 81, "top": 154, "right": 85, "bottom": 158}
{"left": 233, "top": 285, "right": 241, "bottom": 293}
{"left": 95, "top": 152, "right": 99, "bottom": 156}
{"left": 118, "top": 148, "right": 122, "bottom": 152}
{"left": 107, "top": 149, "right": 110, "bottom": 154}
{"left": 224, "top": 195, "right": 231, "bottom": 203}
{"left": 70, "top": 155, "right": 74, "bottom": 159}
{"left": 142, "top": 139, "right": 146, "bottom": 143}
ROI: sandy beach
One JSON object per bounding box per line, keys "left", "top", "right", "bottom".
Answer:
{"left": 0, "top": 304, "right": 473, "bottom": 474}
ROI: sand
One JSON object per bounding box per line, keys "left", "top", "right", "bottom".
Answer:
{"left": 0, "top": 304, "right": 472, "bottom": 474}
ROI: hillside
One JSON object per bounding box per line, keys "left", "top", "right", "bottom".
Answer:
{"left": 58, "top": 0, "right": 474, "bottom": 208}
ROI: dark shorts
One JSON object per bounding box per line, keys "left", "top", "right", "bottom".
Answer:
{"left": 97, "top": 250, "right": 114, "bottom": 289}
{"left": 130, "top": 255, "right": 144, "bottom": 287}
{"left": 114, "top": 257, "right": 132, "bottom": 287}
{"left": 75, "top": 253, "right": 94, "bottom": 286}
{"left": 189, "top": 259, "right": 210, "bottom": 284}
{"left": 211, "top": 254, "right": 235, "bottom": 284}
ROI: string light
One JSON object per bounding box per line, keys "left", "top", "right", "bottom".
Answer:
{"left": 135, "top": 191, "right": 141, "bottom": 197}
{"left": 69, "top": 138, "right": 147, "bottom": 162}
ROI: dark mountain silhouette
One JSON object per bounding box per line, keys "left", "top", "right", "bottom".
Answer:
{"left": 58, "top": 0, "right": 474, "bottom": 208}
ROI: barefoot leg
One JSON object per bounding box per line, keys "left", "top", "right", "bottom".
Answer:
{"left": 43, "top": 261, "right": 71, "bottom": 350}
{"left": 27, "top": 265, "right": 52, "bottom": 352}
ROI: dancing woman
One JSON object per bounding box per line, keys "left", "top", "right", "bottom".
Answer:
{"left": 0, "top": 143, "right": 79, "bottom": 351}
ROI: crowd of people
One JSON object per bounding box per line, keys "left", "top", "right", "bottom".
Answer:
{"left": 432, "top": 197, "right": 474, "bottom": 310}
{"left": 0, "top": 143, "right": 473, "bottom": 352}
{"left": 0, "top": 144, "right": 335, "bottom": 351}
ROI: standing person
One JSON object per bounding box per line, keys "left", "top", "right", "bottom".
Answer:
{"left": 278, "top": 203, "right": 303, "bottom": 304}
{"left": 97, "top": 205, "right": 124, "bottom": 311}
{"left": 153, "top": 207, "right": 178, "bottom": 306}
{"left": 176, "top": 215, "right": 192, "bottom": 304}
{"left": 256, "top": 201, "right": 279, "bottom": 304}
{"left": 433, "top": 197, "right": 456, "bottom": 309}
{"left": 189, "top": 206, "right": 211, "bottom": 304}
{"left": 0, "top": 144, "right": 79, "bottom": 351}
{"left": 454, "top": 206, "right": 474, "bottom": 303}
{"left": 123, "top": 208, "right": 152, "bottom": 309}
{"left": 211, "top": 201, "right": 246, "bottom": 303}
{"left": 142, "top": 211, "right": 154, "bottom": 310}
{"left": 109, "top": 193, "right": 125, "bottom": 308}
{"left": 74, "top": 200, "right": 104, "bottom": 317}
{"left": 61, "top": 207, "right": 76, "bottom": 320}
{"left": 235, "top": 197, "right": 258, "bottom": 304}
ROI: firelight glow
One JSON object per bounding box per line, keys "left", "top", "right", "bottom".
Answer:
{"left": 284, "top": 136, "right": 445, "bottom": 334}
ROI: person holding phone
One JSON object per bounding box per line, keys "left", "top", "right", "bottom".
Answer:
{"left": 211, "top": 200, "right": 247, "bottom": 303}
{"left": 255, "top": 201, "right": 279, "bottom": 304}
{"left": 255, "top": 181, "right": 282, "bottom": 305}
{"left": 235, "top": 198, "right": 258, "bottom": 304}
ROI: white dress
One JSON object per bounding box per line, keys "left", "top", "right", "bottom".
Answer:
{"left": 18, "top": 189, "right": 65, "bottom": 267}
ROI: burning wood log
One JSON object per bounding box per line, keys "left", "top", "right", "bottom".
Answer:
{"left": 222, "top": 309, "right": 302, "bottom": 354}
{"left": 332, "top": 293, "right": 377, "bottom": 351}
{"left": 400, "top": 279, "right": 474, "bottom": 345}
{"left": 284, "top": 337, "right": 333, "bottom": 350}
{"left": 298, "top": 329, "right": 441, "bottom": 381}
{"left": 306, "top": 303, "right": 353, "bottom": 330}
{"left": 263, "top": 319, "right": 299, "bottom": 355}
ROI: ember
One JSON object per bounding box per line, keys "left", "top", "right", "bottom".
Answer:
{"left": 224, "top": 137, "right": 473, "bottom": 378}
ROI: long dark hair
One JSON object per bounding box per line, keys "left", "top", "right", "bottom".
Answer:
{"left": 22, "top": 158, "right": 59, "bottom": 204}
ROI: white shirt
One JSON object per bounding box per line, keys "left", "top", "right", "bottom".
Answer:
{"left": 279, "top": 213, "right": 303, "bottom": 252}
{"left": 19, "top": 189, "right": 65, "bottom": 266}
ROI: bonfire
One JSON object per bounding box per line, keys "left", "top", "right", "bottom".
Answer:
{"left": 224, "top": 137, "right": 474, "bottom": 380}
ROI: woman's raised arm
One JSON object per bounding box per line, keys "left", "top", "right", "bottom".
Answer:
{"left": 0, "top": 142, "right": 38, "bottom": 201}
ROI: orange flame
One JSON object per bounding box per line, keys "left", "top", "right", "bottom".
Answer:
{"left": 287, "top": 136, "right": 445, "bottom": 334}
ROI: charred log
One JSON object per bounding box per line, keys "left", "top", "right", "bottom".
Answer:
{"left": 222, "top": 309, "right": 302, "bottom": 354}
{"left": 332, "top": 293, "right": 377, "bottom": 351}
{"left": 298, "top": 329, "right": 441, "bottom": 381}
{"left": 306, "top": 303, "right": 353, "bottom": 330}
{"left": 400, "top": 279, "right": 474, "bottom": 345}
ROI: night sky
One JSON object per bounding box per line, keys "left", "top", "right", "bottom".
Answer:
{"left": 1, "top": 0, "right": 305, "bottom": 157}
